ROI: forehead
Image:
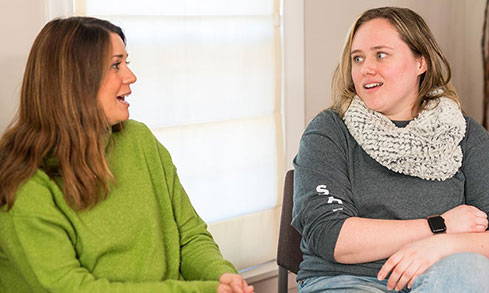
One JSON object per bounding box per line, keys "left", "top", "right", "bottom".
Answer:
{"left": 351, "top": 18, "right": 404, "bottom": 51}
{"left": 109, "top": 32, "right": 126, "bottom": 54}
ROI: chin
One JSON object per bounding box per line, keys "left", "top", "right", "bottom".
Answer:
{"left": 117, "top": 117, "right": 129, "bottom": 124}
{"left": 117, "top": 112, "right": 130, "bottom": 123}
{"left": 360, "top": 98, "right": 381, "bottom": 112}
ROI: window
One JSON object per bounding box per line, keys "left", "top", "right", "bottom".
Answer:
{"left": 75, "top": 0, "right": 283, "bottom": 269}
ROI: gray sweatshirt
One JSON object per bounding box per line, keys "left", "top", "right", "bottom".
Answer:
{"left": 292, "top": 109, "right": 489, "bottom": 281}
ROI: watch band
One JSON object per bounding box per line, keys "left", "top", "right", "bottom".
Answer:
{"left": 426, "top": 215, "right": 447, "bottom": 234}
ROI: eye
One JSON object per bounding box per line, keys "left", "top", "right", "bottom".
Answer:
{"left": 352, "top": 56, "right": 363, "bottom": 63}
{"left": 111, "top": 62, "right": 121, "bottom": 70}
{"left": 377, "top": 52, "right": 387, "bottom": 59}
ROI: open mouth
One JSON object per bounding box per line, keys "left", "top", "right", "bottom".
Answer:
{"left": 364, "top": 82, "right": 383, "bottom": 90}
{"left": 117, "top": 95, "right": 129, "bottom": 105}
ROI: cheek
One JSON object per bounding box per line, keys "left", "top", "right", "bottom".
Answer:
{"left": 390, "top": 63, "right": 418, "bottom": 88}
{"left": 351, "top": 67, "right": 361, "bottom": 88}
{"left": 351, "top": 70, "right": 362, "bottom": 92}
{"left": 100, "top": 73, "right": 121, "bottom": 94}
{"left": 105, "top": 80, "right": 119, "bottom": 94}
{"left": 387, "top": 58, "right": 417, "bottom": 78}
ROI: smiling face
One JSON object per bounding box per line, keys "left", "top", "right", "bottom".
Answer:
{"left": 98, "top": 33, "right": 137, "bottom": 126}
{"left": 350, "top": 18, "right": 426, "bottom": 120}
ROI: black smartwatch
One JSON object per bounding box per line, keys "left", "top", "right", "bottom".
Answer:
{"left": 426, "top": 215, "right": 446, "bottom": 234}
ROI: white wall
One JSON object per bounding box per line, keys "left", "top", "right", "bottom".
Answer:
{"left": 304, "top": 0, "right": 486, "bottom": 123}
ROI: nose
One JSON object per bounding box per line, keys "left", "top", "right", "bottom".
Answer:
{"left": 360, "top": 58, "right": 376, "bottom": 75}
{"left": 124, "top": 67, "right": 137, "bottom": 84}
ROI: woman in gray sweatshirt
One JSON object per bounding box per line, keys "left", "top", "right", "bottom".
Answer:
{"left": 292, "top": 7, "right": 489, "bottom": 293}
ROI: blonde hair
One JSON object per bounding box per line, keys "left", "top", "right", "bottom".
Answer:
{"left": 0, "top": 17, "right": 126, "bottom": 210}
{"left": 331, "top": 7, "right": 459, "bottom": 117}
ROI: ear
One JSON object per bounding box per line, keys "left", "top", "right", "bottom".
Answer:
{"left": 417, "top": 56, "right": 427, "bottom": 75}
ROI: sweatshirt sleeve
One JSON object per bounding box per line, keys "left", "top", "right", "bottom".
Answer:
{"left": 156, "top": 142, "right": 238, "bottom": 281}
{"left": 2, "top": 176, "right": 221, "bottom": 293}
{"left": 291, "top": 111, "right": 359, "bottom": 262}
{"left": 461, "top": 117, "right": 489, "bottom": 216}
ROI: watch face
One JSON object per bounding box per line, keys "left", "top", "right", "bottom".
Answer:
{"left": 428, "top": 216, "right": 446, "bottom": 233}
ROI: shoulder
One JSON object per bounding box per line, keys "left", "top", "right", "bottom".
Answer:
{"left": 113, "top": 120, "right": 163, "bottom": 150}
{"left": 297, "top": 109, "right": 353, "bottom": 160}
{"left": 6, "top": 170, "right": 63, "bottom": 217}
{"left": 118, "top": 119, "right": 154, "bottom": 139}
{"left": 462, "top": 115, "right": 489, "bottom": 147}
{"left": 113, "top": 120, "right": 174, "bottom": 166}
{"left": 303, "top": 109, "right": 350, "bottom": 140}
{"left": 309, "top": 109, "right": 342, "bottom": 125}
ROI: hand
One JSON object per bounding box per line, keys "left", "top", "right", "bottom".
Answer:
{"left": 442, "top": 205, "right": 488, "bottom": 233}
{"left": 377, "top": 235, "right": 449, "bottom": 291}
{"left": 217, "top": 273, "right": 254, "bottom": 293}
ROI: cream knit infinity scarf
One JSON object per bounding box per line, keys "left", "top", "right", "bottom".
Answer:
{"left": 343, "top": 96, "right": 466, "bottom": 181}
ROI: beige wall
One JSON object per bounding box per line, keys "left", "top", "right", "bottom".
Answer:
{"left": 0, "top": 1, "right": 47, "bottom": 133}
{"left": 304, "top": 0, "right": 486, "bottom": 123}
{"left": 0, "top": 0, "right": 72, "bottom": 134}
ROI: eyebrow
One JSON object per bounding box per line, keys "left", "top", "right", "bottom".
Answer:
{"left": 111, "top": 54, "right": 128, "bottom": 58}
{"left": 351, "top": 45, "right": 394, "bottom": 55}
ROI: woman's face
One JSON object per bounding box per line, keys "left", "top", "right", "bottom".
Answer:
{"left": 350, "top": 18, "right": 426, "bottom": 120}
{"left": 98, "top": 33, "right": 137, "bottom": 126}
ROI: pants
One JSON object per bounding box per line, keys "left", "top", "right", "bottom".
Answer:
{"left": 298, "top": 252, "right": 489, "bottom": 293}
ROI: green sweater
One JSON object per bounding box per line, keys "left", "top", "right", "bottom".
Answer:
{"left": 0, "top": 120, "right": 237, "bottom": 292}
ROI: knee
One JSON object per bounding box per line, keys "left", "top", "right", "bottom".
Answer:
{"left": 413, "top": 252, "right": 489, "bottom": 291}
{"left": 442, "top": 252, "right": 489, "bottom": 272}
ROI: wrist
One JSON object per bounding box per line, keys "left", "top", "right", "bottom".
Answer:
{"left": 431, "top": 233, "right": 456, "bottom": 257}
{"left": 426, "top": 215, "right": 447, "bottom": 234}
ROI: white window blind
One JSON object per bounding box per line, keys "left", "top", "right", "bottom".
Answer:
{"left": 76, "top": 0, "right": 283, "bottom": 269}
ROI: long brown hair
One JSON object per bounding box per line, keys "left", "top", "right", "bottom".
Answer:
{"left": 331, "top": 7, "right": 459, "bottom": 117}
{"left": 0, "top": 17, "right": 126, "bottom": 210}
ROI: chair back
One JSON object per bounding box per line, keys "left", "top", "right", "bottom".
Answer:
{"left": 277, "top": 169, "right": 303, "bottom": 274}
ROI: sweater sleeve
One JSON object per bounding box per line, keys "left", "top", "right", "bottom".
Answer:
{"left": 462, "top": 117, "right": 489, "bottom": 216}
{"left": 2, "top": 177, "right": 221, "bottom": 293}
{"left": 155, "top": 142, "right": 238, "bottom": 281}
{"left": 291, "top": 111, "right": 359, "bottom": 262}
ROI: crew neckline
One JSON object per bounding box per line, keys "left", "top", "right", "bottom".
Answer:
{"left": 391, "top": 120, "right": 411, "bottom": 128}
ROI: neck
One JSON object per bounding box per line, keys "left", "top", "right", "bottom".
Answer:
{"left": 384, "top": 105, "right": 418, "bottom": 121}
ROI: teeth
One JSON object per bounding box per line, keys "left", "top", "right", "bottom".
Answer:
{"left": 117, "top": 95, "right": 129, "bottom": 104}
{"left": 364, "top": 82, "right": 383, "bottom": 89}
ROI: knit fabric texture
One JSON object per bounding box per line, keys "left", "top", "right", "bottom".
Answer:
{"left": 0, "top": 120, "right": 236, "bottom": 293}
{"left": 343, "top": 96, "right": 466, "bottom": 181}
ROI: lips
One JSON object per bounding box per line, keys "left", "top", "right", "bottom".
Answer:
{"left": 116, "top": 92, "right": 131, "bottom": 105}
{"left": 364, "top": 82, "right": 384, "bottom": 89}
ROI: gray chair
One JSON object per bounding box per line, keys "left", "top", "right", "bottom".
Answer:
{"left": 277, "top": 169, "right": 303, "bottom": 293}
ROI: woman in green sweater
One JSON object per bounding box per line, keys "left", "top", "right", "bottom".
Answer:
{"left": 0, "top": 17, "right": 253, "bottom": 293}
